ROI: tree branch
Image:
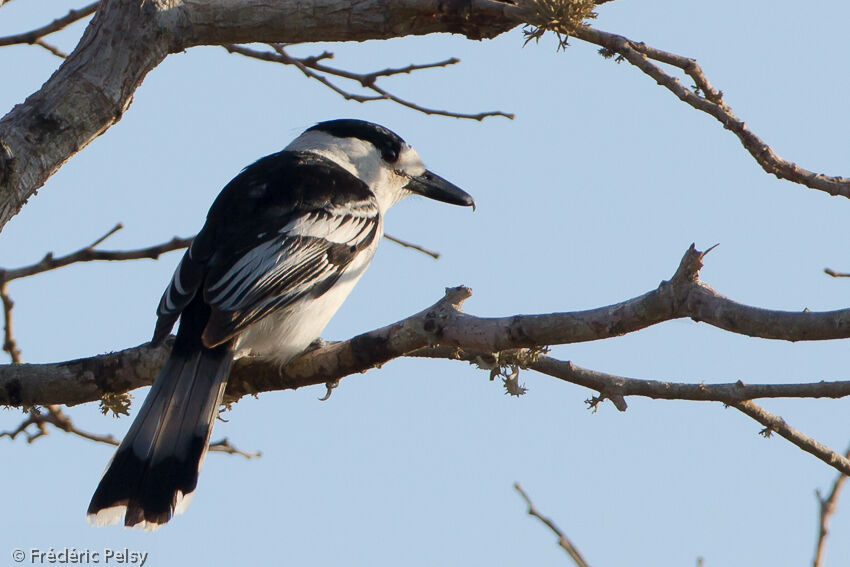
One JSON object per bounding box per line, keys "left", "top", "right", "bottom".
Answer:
{"left": 0, "top": 223, "right": 192, "bottom": 283}
{"left": 5, "top": 245, "right": 850, "bottom": 476}
{"left": 813, "top": 445, "right": 849, "bottom": 567}
{"left": 570, "top": 26, "right": 850, "bottom": 198}
{"left": 6, "top": 245, "right": 850, "bottom": 408}
{"left": 0, "top": 404, "right": 259, "bottom": 458}
{"left": 1, "top": 281, "right": 21, "bottom": 363}
{"left": 527, "top": 357, "right": 850, "bottom": 412}
{"left": 514, "top": 482, "right": 591, "bottom": 567}
{"left": 824, "top": 268, "right": 850, "bottom": 279}
{"left": 731, "top": 401, "right": 850, "bottom": 476}
{"left": 225, "top": 43, "right": 513, "bottom": 121}
{"left": 0, "top": 2, "right": 98, "bottom": 48}
{"left": 511, "top": 0, "right": 850, "bottom": 198}
{"left": 383, "top": 233, "right": 440, "bottom": 259}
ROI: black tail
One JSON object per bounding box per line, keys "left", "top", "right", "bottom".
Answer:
{"left": 87, "top": 333, "right": 233, "bottom": 529}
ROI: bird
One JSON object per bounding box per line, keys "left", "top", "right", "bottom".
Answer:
{"left": 86, "top": 118, "right": 474, "bottom": 530}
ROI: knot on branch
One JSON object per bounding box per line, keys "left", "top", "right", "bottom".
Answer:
{"left": 0, "top": 140, "right": 14, "bottom": 188}
{"left": 585, "top": 391, "right": 627, "bottom": 412}
{"left": 421, "top": 286, "right": 472, "bottom": 345}
{"left": 670, "top": 243, "right": 717, "bottom": 284}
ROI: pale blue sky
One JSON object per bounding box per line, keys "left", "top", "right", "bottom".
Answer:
{"left": 2, "top": 1, "right": 850, "bottom": 565}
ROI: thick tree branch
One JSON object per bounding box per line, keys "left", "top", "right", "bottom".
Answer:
{"left": 5, "top": 246, "right": 850, "bottom": 476}
{"left": 5, "top": 245, "right": 850, "bottom": 408}
{"left": 177, "top": 0, "right": 518, "bottom": 46}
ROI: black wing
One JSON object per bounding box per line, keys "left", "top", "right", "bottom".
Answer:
{"left": 152, "top": 151, "right": 380, "bottom": 347}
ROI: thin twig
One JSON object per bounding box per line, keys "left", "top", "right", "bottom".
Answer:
{"left": 209, "top": 437, "right": 262, "bottom": 459}
{"left": 514, "top": 482, "right": 591, "bottom": 567}
{"left": 224, "top": 43, "right": 514, "bottom": 121}
{"left": 33, "top": 39, "right": 67, "bottom": 59}
{"left": 0, "top": 2, "right": 97, "bottom": 48}
{"left": 0, "top": 405, "right": 259, "bottom": 458}
{"left": 824, "top": 268, "right": 850, "bottom": 278}
{"left": 383, "top": 233, "right": 440, "bottom": 259}
{"left": 0, "top": 281, "right": 21, "bottom": 363}
{"left": 88, "top": 222, "right": 124, "bottom": 248}
{"left": 812, "top": 444, "right": 850, "bottom": 567}
{"left": 0, "top": 224, "right": 192, "bottom": 282}
{"left": 732, "top": 401, "right": 850, "bottom": 476}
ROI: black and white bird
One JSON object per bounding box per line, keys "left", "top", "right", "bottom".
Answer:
{"left": 87, "top": 119, "right": 474, "bottom": 529}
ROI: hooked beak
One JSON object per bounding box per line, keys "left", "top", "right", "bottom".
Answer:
{"left": 406, "top": 170, "right": 475, "bottom": 210}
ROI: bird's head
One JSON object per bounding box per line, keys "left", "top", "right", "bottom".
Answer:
{"left": 286, "top": 119, "right": 475, "bottom": 213}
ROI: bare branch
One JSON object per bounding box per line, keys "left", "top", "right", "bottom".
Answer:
{"left": 507, "top": 0, "right": 850, "bottom": 198}
{"left": 208, "top": 437, "right": 261, "bottom": 459}
{"left": 528, "top": 357, "right": 850, "bottom": 411}
{"left": 824, "top": 268, "right": 850, "bottom": 278}
{"left": 813, "top": 445, "right": 850, "bottom": 567}
{"left": 0, "top": 223, "right": 439, "bottom": 284}
{"left": 0, "top": 224, "right": 192, "bottom": 282}
{"left": 0, "top": 405, "right": 118, "bottom": 445}
{"left": 6, "top": 244, "right": 850, "bottom": 475}
{"left": 514, "top": 482, "right": 591, "bottom": 567}
{"left": 406, "top": 345, "right": 850, "bottom": 475}
{"left": 1, "top": 281, "right": 21, "bottom": 363}
{"left": 731, "top": 401, "right": 850, "bottom": 476}
{"left": 7, "top": 244, "right": 850, "bottom": 406}
{"left": 0, "top": 404, "right": 258, "bottom": 458}
{"left": 383, "top": 233, "right": 440, "bottom": 259}
{"left": 0, "top": 2, "right": 97, "bottom": 48}
{"left": 33, "top": 39, "right": 68, "bottom": 59}
{"left": 225, "top": 43, "right": 514, "bottom": 121}
{"left": 522, "top": 356, "right": 850, "bottom": 475}
{"left": 570, "top": 26, "right": 850, "bottom": 198}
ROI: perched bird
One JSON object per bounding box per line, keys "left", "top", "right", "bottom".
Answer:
{"left": 87, "top": 119, "right": 474, "bottom": 529}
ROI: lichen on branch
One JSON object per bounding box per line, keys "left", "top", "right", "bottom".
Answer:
{"left": 521, "top": 0, "right": 598, "bottom": 48}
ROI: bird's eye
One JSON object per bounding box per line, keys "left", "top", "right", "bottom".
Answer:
{"left": 382, "top": 147, "right": 399, "bottom": 162}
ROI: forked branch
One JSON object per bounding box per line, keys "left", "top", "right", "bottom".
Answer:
{"left": 224, "top": 43, "right": 514, "bottom": 121}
